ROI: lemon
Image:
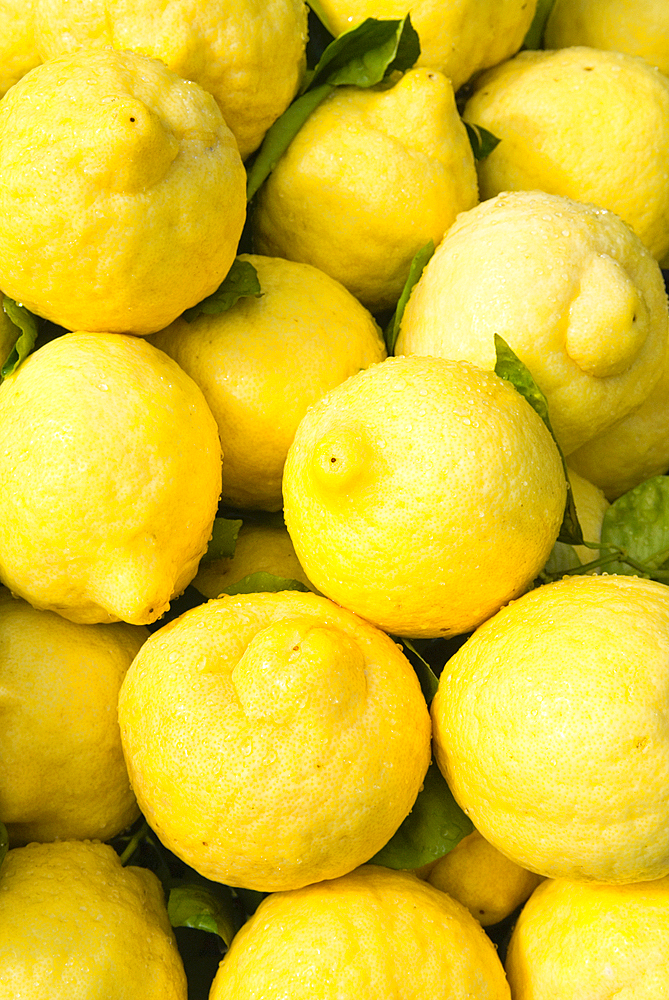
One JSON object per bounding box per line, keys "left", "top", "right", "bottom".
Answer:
{"left": 566, "top": 467, "right": 609, "bottom": 568}
{"left": 283, "top": 355, "right": 566, "bottom": 639}
{"left": 507, "top": 876, "right": 669, "bottom": 998}
{"left": 0, "top": 592, "right": 146, "bottom": 846}
{"left": 193, "top": 520, "right": 314, "bottom": 599}
{"left": 425, "top": 830, "right": 544, "bottom": 927}
{"left": 150, "top": 255, "right": 385, "bottom": 511}
{"left": 432, "top": 574, "right": 669, "bottom": 883}
{"left": 253, "top": 68, "right": 478, "bottom": 312}
{"left": 397, "top": 190, "right": 669, "bottom": 456}
{"left": 0, "top": 0, "right": 40, "bottom": 96}
{"left": 317, "top": 0, "right": 537, "bottom": 92}
{"left": 0, "top": 47, "right": 246, "bottom": 334}
{"left": 34, "top": 0, "right": 308, "bottom": 160}
{"left": 0, "top": 332, "right": 221, "bottom": 626}
{"left": 546, "top": 0, "right": 669, "bottom": 78}
{"left": 465, "top": 47, "right": 669, "bottom": 262}
{"left": 0, "top": 840, "right": 187, "bottom": 999}
{"left": 118, "top": 590, "right": 431, "bottom": 891}
{"left": 209, "top": 865, "right": 511, "bottom": 999}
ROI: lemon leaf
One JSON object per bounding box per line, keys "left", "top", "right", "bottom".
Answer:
{"left": 494, "top": 334, "right": 583, "bottom": 546}
{"left": 523, "top": 0, "right": 558, "bottom": 49}
{"left": 601, "top": 476, "right": 669, "bottom": 578}
{"left": 201, "top": 518, "right": 243, "bottom": 563}
{"left": 401, "top": 637, "right": 439, "bottom": 705}
{"left": 1, "top": 297, "right": 39, "bottom": 378}
{"left": 464, "top": 121, "right": 500, "bottom": 160}
{"left": 183, "top": 259, "right": 261, "bottom": 322}
{"left": 369, "top": 760, "right": 473, "bottom": 870}
{"left": 385, "top": 240, "right": 435, "bottom": 353}
{"left": 0, "top": 822, "right": 7, "bottom": 869}
{"left": 168, "top": 883, "right": 237, "bottom": 947}
{"left": 307, "top": 15, "right": 420, "bottom": 91}
{"left": 222, "top": 572, "right": 310, "bottom": 596}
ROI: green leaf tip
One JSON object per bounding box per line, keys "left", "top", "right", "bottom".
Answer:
{"left": 222, "top": 572, "right": 310, "bottom": 597}
{"left": 385, "top": 240, "right": 434, "bottom": 354}
{"left": 464, "top": 121, "right": 500, "bottom": 160}
{"left": 201, "top": 518, "right": 243, "bottom": 563}
{"left": 183, "top": 259, "right": 261, "bottom": 323}
{"left": 1, "top": 297, "right": 39, "bottom": 379}
{"left": 168, "top": 883, "right": 237, "bottom": 948}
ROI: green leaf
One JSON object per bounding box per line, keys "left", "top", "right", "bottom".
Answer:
{"left": 523, "top": 0, "right": 558, "bottom": 49}
{"left": 201, "top": 518, "right": 243, "bottom": 563}
{"left": 183, "top": 259, "right": 261, "bottom": 323}
{"left": 600, "top": 476, "right": 669, "bottom": 578}
{"left": 1, "top": 298, "right": 39, "bottom": 378}
{"left": 0, "top": 822, "right": 7, "bottom": 869}
{"left": 308, "top": 15, "right": 420, "bottom": 91}
{"left": 168, "top": 883, "right": 237, "bottom": 947}
{"left": 541, "top": 540, "right": 581, "bottom": 577}
{"left": 401, "top": 638, "right": 439, "bottom": 705}
{"left": 464, "top": 122, "right": 501, "bottom": 160}
{"left": 494, "top": 334, "right": 583, "bottom": 546}
{"left": 222, "top": 572, "right": 310, "bottom": 596}
{"left": 385, "top": 240, "right": 434, "bottom": 353}
{"left": 369, "top": 760, "right": 473, "bottom": 870}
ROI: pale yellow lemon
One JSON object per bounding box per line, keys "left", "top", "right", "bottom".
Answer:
{"left": 150, "top": 255, "right": 385, "bottom": 511}
{"left": 397, "top": 190, "right": 669, "bottom": 456}
{"left": 0, "top": 592, "right": 147, "bottom": 846}
{"left": 118, "top": 590, "right": 431, "bottom": 891}
{"left": 283, "top": 355, "right": 566, "bottom": 639}
{"left": 432, "top": 574, "right": 669, "bottom": 883}
{"left": 0, "top": 47, "right": 246, "bottom": 334}
{"left": 0, "top": 0, "right": 40, "bottom": 96}
{"left": 465, "top": 47, "right": 669, "bottom": 261}
{"left": 0, "top": 333, "right": 221, "bottom": 626}
{"left": 542, "top": 468, "right": 609, "bottom": 575}
{"left": 209, "top": 865, "right": 511, "bottom": 999}
{"left": 0, "top": 841, "right": 187, "bottom": 1000}
{"left": 253, "top": 67, "right": 478, "bottom": 312}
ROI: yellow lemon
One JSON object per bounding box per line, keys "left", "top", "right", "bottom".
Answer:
{"left": 397, "top": 190, "right": 669, "bottom": 456}
{"left": 506, "top": 876, "right": 669, "bottom": 998}
{"left": 546, "top": 0, "right": 669, "bottom": 78}
{"left": 283, "top": 355, "right": 566, "bottom": 639}
{"left": 432, "top": 574, "right": 669, "bottom": 883}
{"left": 118, "top": 590, "right": 431, "bottom": 891}
{"left": 34, "top": 0, "right": 308, "bottom": 160}
{"left": 209, "top": 865, "right": 511, "bottom": 999}
{"left": 543, "top": 467, "right": 609, "bottom": 572}
{"left": 193, "top": 520, "right": 314, "bottom": 599}
{"left": 0, "top": 332, "right": 221, "bottom": 626}
{"left": 0, "top": 840, "right": 187, "bottom": 999}
{"left": 0, "top": 47, "right": 246, "bottom": 334}
{"left": 150, "top": 255, "right": 385, "bottom": 511}
{"left": 316, "top": 0, "right": 537, "bottom": 91}
{"left": 425, "top": 830, "right": 544, "bottom": 927}
{"left": 0, "top": 592, "right": 147, "bottom": 846}
{"left": 464, "top": 47, "right": 669, "bottom": 261}
{"left": 0, "top": 0, "right": 40, "bottom": 96}
{"left": 253, "top": 67, "right": 478, "bottom": 312}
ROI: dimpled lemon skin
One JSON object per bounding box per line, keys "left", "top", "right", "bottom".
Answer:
{"left": 0, "top": 592, "right": 147, "bottom": 846}
{"left": 396, "top": 190, "right": 669, "bottom": 457}
{"left": 432, "top": 574, "right": 669, "bottom": 884}
{"left": 0, "top": 333, "right": 222, "bottom": 626}
{"left": 210, "top": 865, "right": 511, "bottom": 1000}
{"left": 253, "top": 68, "right": 478, "bottom": 313}
{"left": 150, "top": 254, "right": 386, "bottom": 511}
{"left": 283, "top": 355, "right": 566, "bottom": 639}
{"left": 318, "top": 0, "right": 536, "bottom": 92}
{"left": 0, "top": 841, "right": 187, "bottom": 1000}
{"left": 506, "top": 876, "right": 669, "bottom": 999}
{"left": 465, "top": 47, "right": 669, "bottom": 262}
{"left": 118, "top": 591, "right": 431, "bottom": 891}
{"left": 34, "top": 0, "right": 308, "bottom": 160}
{"left": 0, "top": 47, "right": 246, "bottom": 334}
{"left": 0, "top": 0, "right": 40, "bottom": 96}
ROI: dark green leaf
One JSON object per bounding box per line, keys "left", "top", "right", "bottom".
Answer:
{"left": 0, "top": 822, "right": 7, "bottom": 869}
{"left": 601, "top": 476, "right": 669, "bottom": 578}
{"left": 369, "top": 760, "right": 473, "bottom": 870}
{"left": 222, "top": 572, "right": 310, "bottom": 596}
{"left": 523, "top": 0, "right": 558, "bottom": 49}
{"left": 1, "top": 298, "right": 39, "bottom": 378}
{"left": 385, "top": 240, "right": 434, "bottom": 353}
{"left": 183, "top": 260, "right": 261, "bottom": 323}
{"left": 168, "top": 883, "right": 237, "bottom": 947}
{"left": 494, "top": 334, "right": 583, "bottom": 546}
{"left": 201, "top": 518, "right": 243, "bottom": 563}
{"left": 464, "top": 122, "right": 500, "bottom": 160}
{"left": 401, "top": 638, "right": 439, "bottom": 705}
{"left": 308, "top": 15, "right": 420, "bottom": 92}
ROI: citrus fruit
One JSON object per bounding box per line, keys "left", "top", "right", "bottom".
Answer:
{"left": 432, "top": 574, "right": 669, "bottom": 883}
{"left": 0, "top": 332, "right": 222, "bottom": 625}
{"left": 0, "top": 46, "right": 246, "bottom": 334}
{"left": 0, "top": 0, "right": 40, "bottom": 96}
{"left": 118, "top": 590, "right": 431, "bottom": 891}
{"left": 396, "top": 190, "right": 669, "bottom": 456}
{"left": 150, "top": 254, "right": 385, "bottom": 511}
{"left": 543, "top": 468, "right": 610, "bottom": 575}
{"left": 283, "top": 354, "right": 566, "bottom": 639}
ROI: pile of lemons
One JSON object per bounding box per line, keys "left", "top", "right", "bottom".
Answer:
{"left": 1, "top": 1, "right": 669, "bottom": 998}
